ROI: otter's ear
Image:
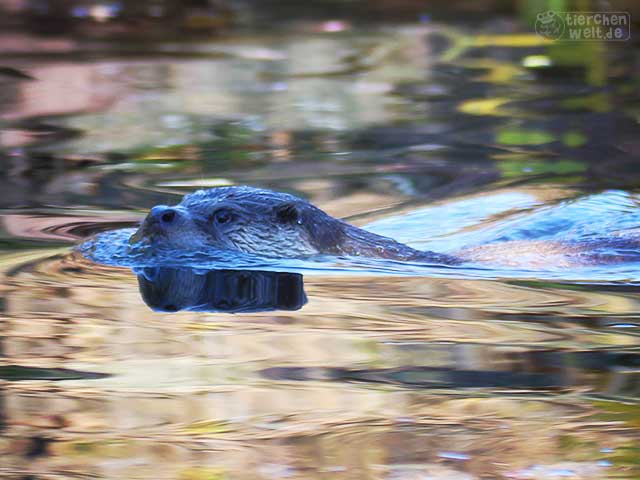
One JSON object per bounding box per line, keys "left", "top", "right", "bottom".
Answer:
{"left": 273, "top": 202, "right": 301, "bottom": 224}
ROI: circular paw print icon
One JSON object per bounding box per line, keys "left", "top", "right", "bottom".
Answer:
{"left": 535, "top": 11, "right": 565, "bottom": 40}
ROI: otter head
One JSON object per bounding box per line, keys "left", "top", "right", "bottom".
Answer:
{"left": 130, "top": 186, "right": 343, "bottom": 258}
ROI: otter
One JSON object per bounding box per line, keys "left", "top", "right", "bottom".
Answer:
{"left": 129, "top": 186, "right": 458, "bottom": 264}
{"left": 129, "top": 186, "right": 639, "bottom": 268}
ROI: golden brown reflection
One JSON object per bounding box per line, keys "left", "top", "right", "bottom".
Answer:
{"left": 1, "top": 383, "right": 636, "bottom": 479}
{"left": 1, "top": 250, "right": 640, "bottom": 478}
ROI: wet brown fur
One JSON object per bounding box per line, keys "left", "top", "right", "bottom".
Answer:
{"left": 134, "top": 186, "right": 637, "bottom": 268}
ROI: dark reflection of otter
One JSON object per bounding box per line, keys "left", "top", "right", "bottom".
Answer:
{"left": 137, "top": 267, "right": 307, "bottom": 313}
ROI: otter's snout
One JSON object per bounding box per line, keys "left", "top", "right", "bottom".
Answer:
{"left": 129, "top": 205, "right": 188, "bottom": 245}
{"left": 150, "top": 205, "right": 180, "bottom": 226}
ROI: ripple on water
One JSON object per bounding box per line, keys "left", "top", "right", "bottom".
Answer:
{"left": 1, "top": 212, "right": 140, "bottom": 243}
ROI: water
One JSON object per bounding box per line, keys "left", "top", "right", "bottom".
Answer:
{"left": 2, "top": 13, "right": 640, "bottom": 480}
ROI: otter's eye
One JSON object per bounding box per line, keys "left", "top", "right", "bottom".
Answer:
{"left": 274, "top": 202, "right": 300, "bottom": 224}
{"left": 213, "top": 209, "right": 233, "bottom": 224}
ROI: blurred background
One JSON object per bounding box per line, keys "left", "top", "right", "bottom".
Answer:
{"left": 1, "top": 1, "right": 640, "bottom": 479}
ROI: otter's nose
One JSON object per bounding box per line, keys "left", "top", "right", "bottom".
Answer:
{"left": 150, "top": 205, "right": 179, "bottom": 226}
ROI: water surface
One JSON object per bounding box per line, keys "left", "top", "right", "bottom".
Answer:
{"left": 1, "top": 14, "right": 640, "bottom": 480}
